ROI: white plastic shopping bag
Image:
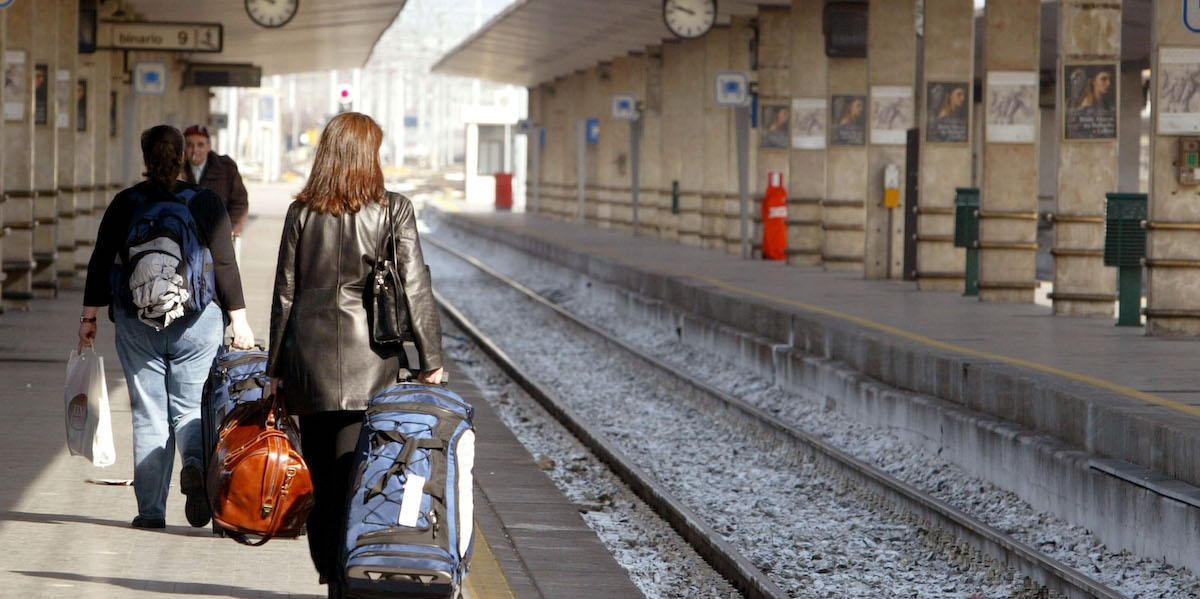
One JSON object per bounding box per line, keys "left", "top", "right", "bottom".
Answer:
{"left": 64, "top": 348, "right": 116, "bottom": 467}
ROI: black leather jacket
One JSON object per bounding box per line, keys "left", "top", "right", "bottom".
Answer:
{"left": 267, "top": 193, "right": 443, "bottom": 414}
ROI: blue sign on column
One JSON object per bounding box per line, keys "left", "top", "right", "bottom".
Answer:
{"left": 1186, "top": 0, "right": 1200, "bottom": 32}
{"left": 133, "top": 62, "right": 167, "bottom": 96}
{"left": 586, "top": 118, "right": 600, "bottom": 144}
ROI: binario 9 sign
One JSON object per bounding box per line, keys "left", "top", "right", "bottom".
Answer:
{"left": 99, "top": 21, "right": 224, "bottom": 53}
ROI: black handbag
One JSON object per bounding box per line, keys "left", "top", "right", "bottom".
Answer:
{"left": 370, "top": 193, "right": 411, "bottom": 346}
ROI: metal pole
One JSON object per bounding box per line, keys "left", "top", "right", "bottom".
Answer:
{"left": 630, "top": 117, "right": 642, "bottom": 235}
{"left": 577, "top": 119, "right": 586, "bottom": 222}
{"left": 734, "top": 105, "right": 751, "bottom": 259}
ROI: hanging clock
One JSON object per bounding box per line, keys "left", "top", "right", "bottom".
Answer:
{"left": 663, "top": 0, "right": 717, "bottom": 40}
{"left": 246, "top": 0, "right": 299, "bottom": 28}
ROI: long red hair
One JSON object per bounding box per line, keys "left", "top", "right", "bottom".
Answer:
{"left": 296, "top": 112, "right": 386, "bottom": 216}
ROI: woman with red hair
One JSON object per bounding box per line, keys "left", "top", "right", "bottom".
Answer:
{"left": 266, "top": 112, "right": 443, "bottom": 596}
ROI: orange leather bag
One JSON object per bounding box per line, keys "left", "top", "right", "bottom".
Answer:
{"left": 206, "top": 394, "right": 314, "bottom": 546}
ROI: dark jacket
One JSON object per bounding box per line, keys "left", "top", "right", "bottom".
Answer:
{"left": 184, "top": 151, "right": 249, "bottom": 235}
{"left": 266, "top": 193, "right": 443, "bottom": 415}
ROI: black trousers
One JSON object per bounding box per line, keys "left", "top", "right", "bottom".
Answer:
{"left": 299, "top": 410, "right": 365, "bottom": 583}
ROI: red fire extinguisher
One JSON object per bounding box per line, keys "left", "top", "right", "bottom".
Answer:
{"left": 761, "top": 171, "right": 787, "bottom": 261}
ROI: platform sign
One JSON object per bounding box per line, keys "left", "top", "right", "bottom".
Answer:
{"left": 585, "top": 118, "right": 600, "bottom": 144}
{"left": 515, "top": 118, "right": 534, "bottom": 134}
{"left": 611, "top": 93, "right": 638, "bottom": 120}
{"left": 133, "top": 62, "right": 167, "bottom": 96}
{"left": 100, "top": 21, "right": 223, "bottom": 53}
{"left": 1186, "top": 0, "right": 1200, "bottom": 32}
{"left": 715, "top": 72, "right": 750, "bottom": 107}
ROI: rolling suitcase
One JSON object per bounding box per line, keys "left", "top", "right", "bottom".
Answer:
{"left": 341, "top": 383, "right": 476, "bottom": 599}
{"left": 200, "top": 349, "right": 271, "bottom": 536}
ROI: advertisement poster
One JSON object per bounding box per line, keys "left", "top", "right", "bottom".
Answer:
{"left": 791, "top": 98, "right": 826, "bottom": 149}
{"left": 760, "top": 103, "right": 790, "bottom": 149}
{"left": 830, "top": 94, "right": 866, "bottom": 146}
{"left": 55, "top": 69, "right": 70, "bottom": 129}
{"left": 1063, "top": 63, "right": 1117, "bottom": 140}
{"left": 76, "top": 79, "right": 87, "bottom": 132}
{"left": 986, "top": 71, "right": 1037, "bottom": 143}
{"left": 4, "top": 50, "right": 26, "bottom": 121}
{"left": 34, "top": 63, "right": 47, "bottom": 125}
{"left": 869, "top": 86, "right": 913, "bottom": 145}
{"left": 926, "top": 81, "right": 969, "bottom": 143}
{"left": 1158, "top": 48, "right": 1200, "bottom": 134}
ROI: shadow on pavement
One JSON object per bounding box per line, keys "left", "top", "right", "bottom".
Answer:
{"left": 13, "top": 571, "right": 325, "bottom": 598}
{"left": 0, "top": 510, "right": 211, "bottom": 537}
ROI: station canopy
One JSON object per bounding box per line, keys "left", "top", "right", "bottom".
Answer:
{"left": 118, "top": 0, "right": 408, "bottom": 75}
{"left": 432, "top": 0, "right": 791, "bottom": 87}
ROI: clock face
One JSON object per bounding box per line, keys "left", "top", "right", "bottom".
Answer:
{"left": 245, "top": 0, "right": 299, "bottom": 28}
{"left": 663, "top": 0, "right": 717, "bottom": 39}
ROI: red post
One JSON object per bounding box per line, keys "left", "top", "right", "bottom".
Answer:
{"left": 494, "top": 173, "right": 514, "bottom": 210}
{"left": 761, "top": 171, "right": 787, "bottom": 260}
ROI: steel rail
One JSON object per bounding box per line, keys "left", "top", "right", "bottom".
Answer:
{"left": 426, "top": 235, "right": 1128, "bottom": 599}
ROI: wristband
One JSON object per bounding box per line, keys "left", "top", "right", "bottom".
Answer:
{"left": 80, "top": 316, "right": 97, "bottom": 323}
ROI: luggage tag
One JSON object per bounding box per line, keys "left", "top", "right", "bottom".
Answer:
{"left": 398, "top": 473, "right": 426, "bottom": 527}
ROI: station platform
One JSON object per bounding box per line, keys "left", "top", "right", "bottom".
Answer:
{"left": 0, "top": 183, "right": 641, "bottom": 599}
{"left": 431, "top": 206, "right": 1200, "bottom": 570}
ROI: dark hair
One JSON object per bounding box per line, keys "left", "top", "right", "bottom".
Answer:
{"left": 295, "top": 112, "right": 386, "bottom": 216}
{"left": 140, "top": 125, "right": 184, "bottom": 192}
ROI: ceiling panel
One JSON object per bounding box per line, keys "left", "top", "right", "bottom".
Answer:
{"left": 119, "top": 0, "right": 407, "bottom": 75}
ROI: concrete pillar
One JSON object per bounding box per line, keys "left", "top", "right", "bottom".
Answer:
{"left": 72, "top": 58, "right": 95, "bottom": 276}
{"left": 31, "top": 0, "right": 60, "bottom": 299}
{"left": 607, "top": 56, "right": 632, "bottom": 231}
{"left": 592, "top": 62, "right": 616, "bottom": 229}
{"left": 1051, "top": 0, "right": 1122, "bottom": 316}
{"left": 786, "top": 0, "right": 827, "bottom": 266}
{"left": 565, "top": 72, "right": 584, "bottom": 222}
{"left": 0, "top": 8, "right": 6, "bottom": 310}
{"left": 636, "top": 48, "right": 665, "bottom": 236}
{"left": 916, "top": 0, "right": 974, "bottom": 290}
{"left": 1116, "top": 62, "right": 1143, "bottom": 194}
{"left": 725, "top": 16, "right": 757, "bottom": 253}
{"left": 865, "top": 0, "right": 916, "bottom": 280}
{"left": 824, "top": 22, "right": 869, "bottom": 271}
{"left": 3, "top": 0, "right": 36, "bottom": 310}
{"left": 55, "top": 3, "right": 77, "bottom": 289}
{"left": 677, "top": 38, "right": 705, "bottom": 247}
{"left": 582, "top": 66, "right": 603, "bottom": 225}
{"left": 660, "top": 41, "right": 684, "bottom": 242}
{"left": 756, "top": 6, "right": 791, "bottom": 258}
{"left": 1145, "top": 1, "right": 1200, "bottom": 334}
{"left": 546, "top": 78, "right": 567, "bottom": 220}
{"left": 89, "top": 49, "right": 112, "bottom": 269}
{"left": 702, "top": 26, "right": 733, "bottom": 250}
{"left": 979, "top": 0, "right": 1042, "bottom": 303}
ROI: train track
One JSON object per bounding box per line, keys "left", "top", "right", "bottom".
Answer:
{"left": 428, "top": 235, "right": 1127, "bottom": 599}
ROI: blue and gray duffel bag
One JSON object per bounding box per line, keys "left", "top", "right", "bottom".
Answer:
{"left": 200, "top": 349, "right": 271, "bottom": 535}
{"left": 341, "top": 383, "right": 476, "bottom": 599}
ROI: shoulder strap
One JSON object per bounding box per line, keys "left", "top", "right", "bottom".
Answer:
{"left": 175, "top": 187, "right": 198, "bottom": 204}
{"left": 377, "top": 193, "right": 396, "bottom": 263}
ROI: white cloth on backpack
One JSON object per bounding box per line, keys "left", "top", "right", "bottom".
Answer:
{"left": 126, "top": 237, "right": 191, "bottom": 330}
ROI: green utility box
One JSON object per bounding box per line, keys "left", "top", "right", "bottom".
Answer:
{"left": 954, "top": 188, "right": 980, "bottom": 296}
{"left": 1104, "top": 192, "right": 1147, "bottom": 326}
{"left": 953, "top": 187, "right": 980, "bottom": 249}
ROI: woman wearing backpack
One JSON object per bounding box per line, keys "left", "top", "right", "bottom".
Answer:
{"left": 266, "top": 112, "right": 443, "bottom": 597}
{"left": 77, "top": 125, "right": 255, "bottom": 530}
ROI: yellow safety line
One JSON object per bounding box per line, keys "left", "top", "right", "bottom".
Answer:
{"left": 456, "top": 213, "right": 1200, "bottom": 420}
{"left": 461, "top": 522, "right": 517, "bottom": 599}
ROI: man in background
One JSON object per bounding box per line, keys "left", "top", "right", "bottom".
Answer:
{"left": 183, "top": 124, "right": 249, "bottom": 263}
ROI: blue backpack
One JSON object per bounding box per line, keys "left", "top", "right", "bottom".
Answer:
{"left": 110, "top": 186, "right": 215, "bottom": 324}
{"left": 342, "top": 383, "right": 475, "bottom": 598}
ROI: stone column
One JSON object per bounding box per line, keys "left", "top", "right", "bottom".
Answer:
{"left": 978, "top": 0, "right": 1042, "bottom": 302}
{"left": 916, "top": 0, "right": 974, "bottom": 290}
{"left": 607, "top": 56, "right": 632, "bottom": 231}
{"left": 3, "top": 0, "right": 36, "bottom": 310}
{"left": 1145, "top": 1, "right": 1200, "bottom": 334}
{"left": 637, "top": 47, "right": 665, "bottom": 237}
{"left": 0, "top": 8, "right": 7, "bottom": 310}
{"left": 542, "top": 79, "right": 566, "bottom": 219}
{"left": 593, "top": 61, "right": 617, "bottom": 229}
{"left": 823, "top": 26, "right": 869, "bottom": 271}
{"left": 1051, "top": 0, "right": 1122, "bottom": 315}
{"left": 661, "top": 41, "right": 684, "bottom": 242}
{"left": 582, "top": 65, "right": 603, "bottom": 225}
{"left": 786, "top": 0, "right": 826, "bottom": 266}
{"left": 702, "top": 26, "right": 733, "bottom": 250}
{"left": 677, "top": 38, "right": 705, "bottom": 247}
{"left": 73, "top": 58, "right": 95, "bottom": 276}
{"left": 756, "top": 6, "right": 791, "bottom": 258}
{"left": 55, "top": 1, "right": 77, "bottom": 288}
{"left": 865, "top": 0, "right": 916, "bottom": 280}
{"left": 31, "top": 0, "right": 59, "bottom": 299}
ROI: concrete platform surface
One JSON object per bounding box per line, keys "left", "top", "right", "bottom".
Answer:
{"left": 434, "top": 209, "right": 1200, "bottom": 493}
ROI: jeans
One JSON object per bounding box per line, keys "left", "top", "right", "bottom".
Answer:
{"left": 113, "top": 301, "right": 224, "bottom": 519}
